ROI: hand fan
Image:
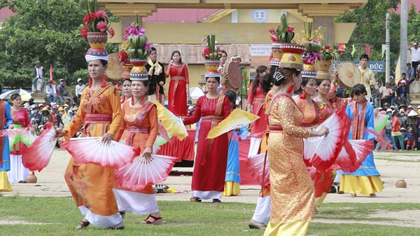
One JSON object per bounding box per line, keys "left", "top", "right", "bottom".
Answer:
{"left": 61, "top": 137, "right": 137, "bottom": 168}
{"left": 0, "top": 128, "right": 28, "bottom": 137}
{"left": 9, "top": 129, "right": 34, "bottom": 151}
{"left": 304, "top": 109, "right": 350, "bottom": 172}
{"left": 152, "top": 101, "right": 187, "bottom": 141}
{"left": 335, "top": 140, "right": 373, "bottom": 173}
{"left": 21, "top": 122, "right": 57, "bottom": 172}
{"left": 247, "top": 153, "right": 270, "bottom": 187}
{"left": 207, "top": 109, "right": 259, "bottom": 139}
{"left": 374, "top": 113, "right": 389, "bottom": 132}
{"left": 114, "top": 154, "right": 177, "bottom": 191}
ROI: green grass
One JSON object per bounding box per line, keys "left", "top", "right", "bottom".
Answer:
{"left": 0, "top": 196, "right": 420, "bottom": 236}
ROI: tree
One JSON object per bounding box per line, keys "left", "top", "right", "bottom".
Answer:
{"left": 0, "top": 0, "right": 89, "bottom": 89}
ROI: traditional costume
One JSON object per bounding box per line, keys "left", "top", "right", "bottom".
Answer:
{"left": 339, "top": 100, "right": 384, "bottom": 195}
{"left": 166, "top": 63, "right": 189, "bottom": 117}
{"left": 63, "top": 31, "right": 123, "bottom": 228}
{"left": 359, "top": 65, "right": 375, "bottom": 98}
{"left": 247, "top": 81, "right": 268, "bottom": 157}
{"left": 0, "top": 100, "right": 13, "bottom": 192}
{"left": 7, "top": 107, "right": 30, "bottom": 183}
{"left": 223, "top": 128, "right": 241, "bottom": 196}
{"left": 183, "top": 56, "right": 231, "bottom": 201}
{"left": 146, "top": 58, "right": 165, "bottom": 103}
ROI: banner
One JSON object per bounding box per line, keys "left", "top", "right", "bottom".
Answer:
{"left": 249, "top": 44, "right": 272, "bottom": 56}
{"left": 333, "top": 61, "right": 385, "bottom": 73}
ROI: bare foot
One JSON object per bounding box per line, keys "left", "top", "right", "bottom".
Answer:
{"left": 351, "top": 193, "right": 357, "bottom": 198}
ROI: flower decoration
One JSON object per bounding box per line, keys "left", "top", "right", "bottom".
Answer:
{"left": 202, "top": 34, "right": 222, "bottom": 60}
{"left": 301, "top": 22, "right": 322, "bottom": 64}
{"left": 81, "top": 0, "right": 114, "bottom": 39}
{"left": 118, "top": 50, "right": 130, "bottom": 66}
{"left": 269, "top": 14, "right": 295, "bottom": 43}
{"left": 320, "top": 45, "right": 338, "bottom": 61}
{"left": 126, "top": 14, "right": 151, "bottom": 59}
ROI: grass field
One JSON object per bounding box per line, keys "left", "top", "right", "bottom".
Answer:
{"left": 0, "top": 196, "right": 420, "bottom": 236}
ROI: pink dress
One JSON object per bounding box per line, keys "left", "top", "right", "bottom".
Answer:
{"left": 247, "top": 83, "right": 267, "bottom": 138}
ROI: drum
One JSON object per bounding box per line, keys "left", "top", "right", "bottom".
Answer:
{"left": 221, "top": 61, "right": 242, "bottom": 90}
{"left": 337, "top": 62, "right": 361, "bottom": 89}
{"left": 105, "top": 53, "right": 124, "bottom": 81}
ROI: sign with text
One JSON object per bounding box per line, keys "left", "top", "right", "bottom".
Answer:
{"left": 249, "top": 44, "right": 272, "bottom": 56}
{"left": 333, "top": 61, "right": 385, "bottom": 73}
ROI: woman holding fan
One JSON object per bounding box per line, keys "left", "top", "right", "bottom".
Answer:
{"left": 0, "top": 83, "right": 13, "bottom": 192}
{"left": 113, "top": 78, "right": 163, "bottom": 225}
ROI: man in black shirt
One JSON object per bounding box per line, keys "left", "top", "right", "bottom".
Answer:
{"left": 146, "top": 47, "right": 166, "bottom": 103}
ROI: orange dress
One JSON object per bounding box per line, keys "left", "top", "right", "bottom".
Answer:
{"left": 113, "top": 100, "right": 160, "bottom": 215}
{"left": 63, "top": 84, "right": 123, "bottom": 227}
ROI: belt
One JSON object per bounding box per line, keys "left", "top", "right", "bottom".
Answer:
{"left": 202, "top": 116, "right": 223, "bottom": 122}
{"left": 254, "top": 98, "right": 264, "bottom": 102}
{"left": 269, "top": 125, "right": 283, "bottom": 131}
{"left": 172, "top": 76, "right": 185, "bottom": 81}
{"left": 126, "top": 126, "right": 150, "bottom": 133}
{"left": 84, "top": 114, "right": 112, "bottom": 124}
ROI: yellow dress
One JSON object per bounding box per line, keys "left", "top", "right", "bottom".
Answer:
{"left": 63, "top": 84, "right": 123, "bottom": 227}
{"left": 264, "top": 94, "right": 314, "bottom": 236}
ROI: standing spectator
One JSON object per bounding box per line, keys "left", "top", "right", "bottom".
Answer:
{"left": 358, "top": 54, "right": 376, "bottom": 99}
{"left": 399, "top": 107, "right": 408, "bottom": 128}
{"left": 406, "top": 110, "right": 419, "bottom": 149}
{"left": 406, "top": 62, "right": 415, "bottom": 82}
{"left": 389, "top": 76, "right": 397, "bottom": 105}
{"left": 74, "top": 78, "right": 85, "bottom": 105}
{"left": 45, "top": 80, "right": 57, "bottom": 103}
{"left": 56, "top": 79, "right": 69, "bottom": 104}
{"left": 392, "top": 111, "right": 405, "bottom": 150}
{"left": 410, "top": 42, "right": 420, "bottom": 71}
{"left": 370, "top": 82, "right": 380, "bottom": 107}
{"left": 146, "top": 47, "right": 166, "bottom": 103}
{"left": 397, "top": 78, "right": 408, "bottom": 105}
{"left": 32, "top": 61, "right": 45, "bottom": 93}
{"left": 379, "top": 82, "right": 393, "bottom": 106}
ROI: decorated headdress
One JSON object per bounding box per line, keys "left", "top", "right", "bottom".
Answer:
{"left": 301, "top": 22, "right": 322, "bottom": 78}
{"left": 202, "top": 34, "right": 222, "bottom": 78}
{"left": 269, "top": 15, "right": 305, "bottom": 70}
{"left": 315, "top": 45, "right": 337, "bottom": 80}
{"left": 81, "top": 0, "right": 114, "bottom": 63}
{"left": 126, "top": 14, "right": 151, "bottom": 81}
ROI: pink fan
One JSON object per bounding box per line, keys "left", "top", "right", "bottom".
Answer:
{"left": 114, "top": 154, "right": 177, "bottom": 191}
{"left": 247, "top": 153, "right": 270, "bottom": 187}
{"left": 336, "top": 140, "right": 373, "bottom": 172}
{"left": 304, "top": 109, "right": 350, "bottom": 172}
{"left": 61, "top": 137, "right": 137, "bottom": 168}
{"left": 22, "top": 122, "right": 56, "bottom": 172}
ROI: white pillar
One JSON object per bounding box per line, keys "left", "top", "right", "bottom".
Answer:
{"left": 400, "top": 0, "right": 408, "bottom": 78}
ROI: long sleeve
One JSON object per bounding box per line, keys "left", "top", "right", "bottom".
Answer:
{"left": 4, "top": 103, "right": 13, "bottom": 129}
{"left": 106, "top": 87, "right": 122, "bottom": 136}
{"left": 158, "top": 63, "right": 166, "bottom": 85}
{"left": 145, "top": 106, "right": 158, "bottom": 148}
{"left": 369, "top": 71, "right": 375, "bottom": 85}
{"left": 183, "top": 97, "right": 202, "bottom": 125}
{"left": 64, "top": 89, "right": 87, "bottom": 140}
{"left": 222, "top": 96, "right": 231, "bottom": 119}
{"left": 247, "top": 83, "right": 254, "bottom": 105}
{"left": 277, "top": 98, "right": 311, "bottom": 138}
{"left": 114, "top": 103, "right": 126, "bottom": 142}
{"left": 23, "top": 110, "right": 31, "bottom": 128}
{"left": 183, "top": 64, "right": 189, "bottom": 84}
{"left": 365, "top": 104, "right": 375, "bottom": 141}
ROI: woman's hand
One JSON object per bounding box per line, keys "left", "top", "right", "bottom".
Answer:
{"left": 55, "top": 129, "right": 68, "bottom": 138}
{"left": 141, "top": 147, "right": 152, "bottom": 159}
{"left": 311, "top": 126, "right": 329, "bottom": 137}
{"left": 159, "top": 81, "right": 164, "bottom": 86}
{"left": 102, "top": 133, "right": 113, "bottom": 144}
{"left": 331, "top": 70, "right": 338, "bottom": 84}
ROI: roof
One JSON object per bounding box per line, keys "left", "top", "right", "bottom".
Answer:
{"left": 153, "top": 44, "right": 250, "bottom": 65}
{"left": 0, "top": 8, "right": 15, "bottom": 21}
{"left": 143, "top": 9, "right": 220, "bottom": 23}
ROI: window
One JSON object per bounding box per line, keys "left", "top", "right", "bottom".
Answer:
{"left": 252, "top": 9, "right": 268, "bottom": 23}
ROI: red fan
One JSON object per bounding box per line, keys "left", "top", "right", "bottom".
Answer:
{"left": 304, "top": 110, "right": 350, "bottom": 172}
{"left": 247, "top": 153, "right": 270, "bottom": 187}
{"left": 114, "top": 154, "right": 177, "bottom": 191}
{"left": 22, "top": 122, "right": 56, "bottom": 172}
{"left": 61, "top": 137, "right": 137, "bottom": 168}
{"left": 335, "top": 140, "right": 373, "bottom": 173}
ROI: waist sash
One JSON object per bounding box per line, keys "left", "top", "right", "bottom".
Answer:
{"left": 84, "top": 114, "right": 112, "bottom": 124}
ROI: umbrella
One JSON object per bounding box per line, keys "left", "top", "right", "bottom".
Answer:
{"left": 189, "top": 87, "right": 204, "bottom": 100}
{"left": 0, "top": 89, "right": 30, "bottom": 100}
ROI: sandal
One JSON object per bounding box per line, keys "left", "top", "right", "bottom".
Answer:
{"left": 190, "top": 196, "right": 202, "bottom": 202}
{"left": 119, "top": 211, "right": 125, "bottom": 219}
{"left": 212, "top": 199, "right": 222, "bottom": 204}
{"left": 351, "top": 193, "right": 357, "bottom": 198}
{"left": 141, "top": 214, "right": 163, "bottom": 225}
{"left": 76, "top": 220, "right": 90, "bottom": 230}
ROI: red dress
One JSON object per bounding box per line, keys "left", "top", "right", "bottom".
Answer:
{"left": 167, "top": 64, "right": 189, "bottom": 117}
{"left": 10, "top": 108, "right": 30, "bottom": 155}
{"left": 184, "top": 95, "right": 231, "bottom": 192}
{"left": 247, "top": 83, "right": 267, "bottom": 138}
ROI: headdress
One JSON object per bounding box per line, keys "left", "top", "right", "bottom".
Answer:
{"left": 202, "top": 34, "right": 222, "bottom": 78}
{"left": 301, "top": 22, "right": 321, "bottom": 78}
{"left": 316, "top": 45, "right": 337, "bottom": 80}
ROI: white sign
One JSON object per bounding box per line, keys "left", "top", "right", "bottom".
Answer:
{"left": 249, "top": 44, "right": 272, "bottom": 56}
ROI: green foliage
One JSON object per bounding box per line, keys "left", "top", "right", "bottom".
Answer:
{"left": 0, "top": 0, "right": 89, "bottom": 89}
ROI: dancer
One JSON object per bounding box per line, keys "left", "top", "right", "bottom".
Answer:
{"left": 223, "top": 90, "right": 241, "bottom": 196}
{"left": 8, "top": 93, "right": 30, "bottom": 183}
{"left": 264, "top": 65, "right": 328, "bottom": 236}
{"left": 294, "top": 77, "right": 319, "bottom": 127}
{"left": 339, "top": 84, "right": 384, "bottom": 197}
{"left": 120, "top": 79, "right": 131, "bottom": 104}
{"left": 247, "top": 66, "right": 270, "bottom": 157}
{"left": 183, "top": 75, "right": 231, "bottom": 203}
{"left": 166, "top": 50, "right": 190, "bottom": 117}
{"left": 0, "top": 83, "right": 13, "bottom": 192}
{"left": 56, "top": 50, "right": 123, "bottom": 229}
{"left": 113, "top": 78, "right": 162, "bottom": 225}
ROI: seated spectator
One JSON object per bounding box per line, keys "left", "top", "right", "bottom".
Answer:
{"left": 397, "top": 79, "right": 408, "bottom": 105}
{"left": 45, "top": 80, "right": 57, "bottom": 103}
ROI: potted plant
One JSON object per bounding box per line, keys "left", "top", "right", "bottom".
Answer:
{"left": 202, "top": 34, "right": 222, "bottom": 73}
{"left": 316, "top": 45, "right": 338, "bottom": 80}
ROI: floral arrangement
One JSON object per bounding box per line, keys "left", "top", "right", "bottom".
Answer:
{"left": 202, "top": 35, "right": 222, "bottom": 60}
{"left": 301, "top": 22, "right": 322, "bottom": 64}
{"left": 126, "top": 14, "right": 151, "bottom": 59}
{"left": 268, "top": 14, "right": 295, "bottom": 43}
{"left": 320, "top": 45, "right": 337, "bottom": 61}
{"left": 118, "top": 50, "right": 130, "bottom": 66}
{"left": 80, "top": 0, "right": 114, "bottom": 39}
